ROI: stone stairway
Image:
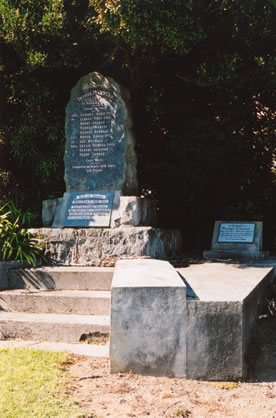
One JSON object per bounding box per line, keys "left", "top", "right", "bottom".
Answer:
{"left": 0, "top": 266, "right": 114, "bottom": 343}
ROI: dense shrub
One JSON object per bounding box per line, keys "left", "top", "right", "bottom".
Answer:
{"left": 0, "top": 0, "right": 275, "bottom": 248}
{"left": 0, "top": 201, "right": 45, "bottom": 266}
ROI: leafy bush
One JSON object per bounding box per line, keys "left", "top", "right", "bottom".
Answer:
{"left": 0, "top": 0, "right": 275, "bottom": 249}
{"left": 0, "top": 202, "right": 45, "bottom": 266}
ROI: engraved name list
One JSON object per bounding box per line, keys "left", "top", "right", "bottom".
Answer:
{"left": 69, "top": 88, "right": 117, "bottom": 176}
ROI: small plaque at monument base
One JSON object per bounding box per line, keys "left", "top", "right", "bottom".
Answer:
{"left": 64, "top": 192, "right": 114, "bottom": 227}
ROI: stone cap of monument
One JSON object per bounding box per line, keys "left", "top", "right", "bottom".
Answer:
{"left": 64, "top": 72, "right": 138, "bottom": 195}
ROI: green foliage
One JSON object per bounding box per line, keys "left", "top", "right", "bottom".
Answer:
{"left": 1, "top": 72, "right": 67, "bottom": 210}
{"left": 0, "top": 0, "right": 275, "bottom": 248}
{"left": 0, "top": 0, "right": 110, "bottom": 213}
{"left": 0, "top": 202, "right": 45, "bottom": 266}
{"left": 91, "top": 0, "right": 205, "bottom": 54}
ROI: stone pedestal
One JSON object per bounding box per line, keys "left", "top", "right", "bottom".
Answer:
{"left": 29, "top": 227, "right": 182, "bottom": 266}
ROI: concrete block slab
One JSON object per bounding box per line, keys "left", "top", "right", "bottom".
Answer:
{"left": 0, "top": 312, "right": 109, "bottom": 343}
{"left": 8, "top": 266, "right": 114, "bottom": 290}
{"left": 110, "top": 259, "right": 186, "bottom": 377}
{"left": 178, "top": 263, "right": 274, "bottom": 380}
{"left": 0, "top": 289, "right": 111, "bottom": 315}
{"left": 186, "top": 301, "right": 243, "bottom": 380}
{"left": 177, "top": 263, "right": 273, "bottom": 301}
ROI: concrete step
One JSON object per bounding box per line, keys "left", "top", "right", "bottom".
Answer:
{"left": 0, "top": 289, "right": 111, "bottom": 315}
{"left": 0, "top": 312, "right": 110, "bottom": 343}
{"left": 0, "top": 339, "right": 109, "bottom": 358}
{"left": 8, "top": 266, "right": 114, "bottom": 290}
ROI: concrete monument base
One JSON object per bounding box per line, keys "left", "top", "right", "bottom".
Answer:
{"left": 29, "top": 227, "right": 182, "bottom": 265}
{"left": 110, "top": 259, "right": 187, "bottom": 377}
{"left": 110, "top": 259, "right": 275, "bottom": 380}
{"left": 179, "top": 263, "right": 275, "bottom": 380}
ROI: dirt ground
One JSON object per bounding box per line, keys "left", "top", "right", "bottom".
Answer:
{"left": 68, "top": 356, "right": 276, "bottom": 418}
{"left": 68, "top": 262, "right": 276, "bottom": 418}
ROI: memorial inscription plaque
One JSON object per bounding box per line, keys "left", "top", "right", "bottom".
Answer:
{"left": 203, "top": 220, "right": 267, "bottom": 260}
{"left": 64, "top": 192, "right": 114, "bottom": 227}
{"left": 218, "top": 223, "right": 255, "bottom": 243}
{"left": 64, "top": 72, "right": 137, "bottom": 195}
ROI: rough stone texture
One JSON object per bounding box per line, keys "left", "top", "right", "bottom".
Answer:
{"left": 28, "top": 227, "right": 182, "bottom": 265}
{"left": 186, "top": 301, "right": 244, "bottom": 380}
{"left": 110, "top": 196, "right": 157, "bottom": 227}
{"left": 101, "top": 228, "right": 180, "bottom": 260}
{"left": 43, "top": 194, "right": 157, "bottom": 228}
{"left": 42, "top": 199, "right": 59, "bottom": 227}
{"left": 242, "top": 268, "right": 275, "bottom": 351}
{"left": 204, "top": 221, "right": 267, "bottom": 260}
{"left": 110, "top": 259, "right": 186, "bottom": 377}
{"left": 64, "top": 72, "right": 137, "bottom": 195}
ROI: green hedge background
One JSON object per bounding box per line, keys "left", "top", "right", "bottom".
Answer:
{"left": 0, "top": 0, "right": 275, "bottom": 250}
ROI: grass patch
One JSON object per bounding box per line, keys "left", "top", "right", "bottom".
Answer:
{"left": 0, "top": 347, "right": 83, "bottom": 417}
{"left": 212, "top": 381, "right": 240, "bottom": 390}
{"left": 174, "top": 407, "right": 191, "bottom": 417}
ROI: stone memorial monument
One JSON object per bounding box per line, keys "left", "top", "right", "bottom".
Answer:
{"left": 64, "top": 72, "right": 137, "bottom": 195}
{"left": 37, "top": 72, "right": 181, "bottom": 265}
{"left": 203, "top": 221, "right": 268, "bottom": 260}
